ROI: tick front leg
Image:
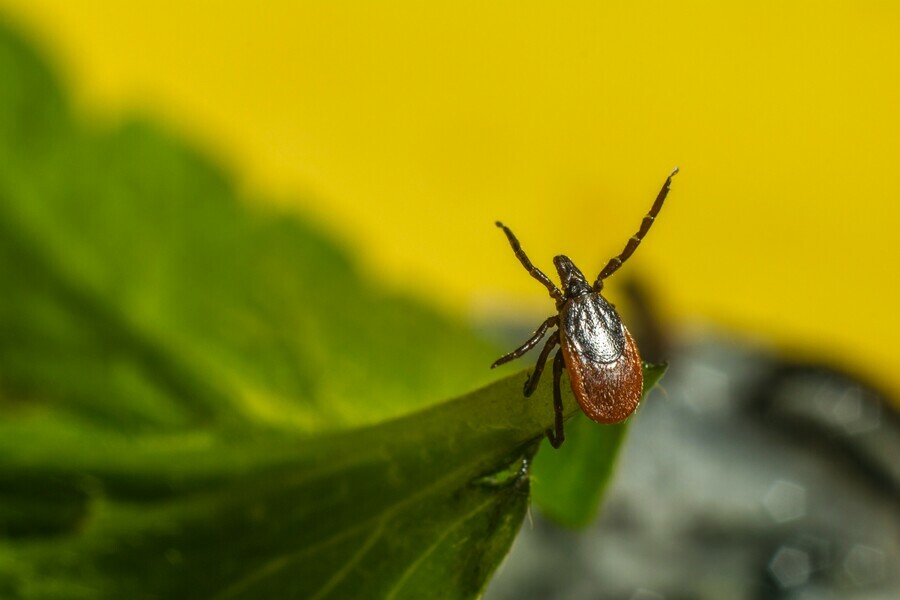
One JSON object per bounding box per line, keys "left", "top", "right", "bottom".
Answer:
{"left": 594, "top": 168, "right": 678, "bottom": 288}
{"left": 491, "top": 315, "right": 558, "bottom": 368}
{"left": 523, "top": 331, "right": 559, "bottom": 397}
{"left": 546, "top": 349, "right": 566, "bottom": 449}
{"left": 495, "top": 222, "right": 565, "bottom": 303}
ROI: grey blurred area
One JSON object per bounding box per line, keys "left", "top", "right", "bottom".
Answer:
{"left": 484, "top": 327, "right": 900, "bottom": 600}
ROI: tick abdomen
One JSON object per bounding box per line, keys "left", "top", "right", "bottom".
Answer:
{"left": 560, "top": 294, "right": 644, "bottom": 424}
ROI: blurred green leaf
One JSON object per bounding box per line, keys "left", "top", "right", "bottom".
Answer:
{"left": 530, "top": 363, "right": 667, "bottom": 528}
{"left": 0, "top": 17, "right": 665, "bottom": 599}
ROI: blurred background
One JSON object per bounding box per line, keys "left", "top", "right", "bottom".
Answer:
{"left": 2, "top": 1, "right": 898, "bottom": 397}
{"left": 0, "top": 1, "right": 897, "bottom": 598}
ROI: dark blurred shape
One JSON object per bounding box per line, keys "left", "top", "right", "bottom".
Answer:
{"left": 620, "top": 277, "right": 669, "bottom": 366}
{"left": 486, "top": 331, "right": 900, "bottom": 599}
{"left": 0, "top": 474, "right": 89, "bottom": 538}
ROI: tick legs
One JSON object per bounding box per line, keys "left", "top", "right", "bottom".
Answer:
{"left": 546, "top": 349, "right": 566, "bottom": 448}
{"left": 495, "top": 324, "right": 566, "bottom": 448}
{"left": 495, "top": 222, "right": 564, "bottom": 304}
{"left": 594, "top": 167, "right": 679, "bottom": 288}
{"left": 492, "top": 316, "right": 558, "bottom": 369}
{"left": 523, "top": 331, "right": 559, "bottom": 397}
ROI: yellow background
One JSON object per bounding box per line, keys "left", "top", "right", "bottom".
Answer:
{"left": 2, "top": 2, "right": 898, "bottom": 398}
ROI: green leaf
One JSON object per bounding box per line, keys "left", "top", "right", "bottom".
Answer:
{"left": 530, "top": 363, "right": 668, "bottom": 528}
{"left": 0, "top": 17, "right": 667, "bottom": 598}
{"left": 0, "top": 370, "right": 554, "bottom": 599}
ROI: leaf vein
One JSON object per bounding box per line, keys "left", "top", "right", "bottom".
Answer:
{"left": 384, "top": 493, "right": 499, "bottom": 600}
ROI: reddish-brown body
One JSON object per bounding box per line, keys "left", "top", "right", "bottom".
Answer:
{"left": 560, "top": 324, "right": 643, "bottom": 424}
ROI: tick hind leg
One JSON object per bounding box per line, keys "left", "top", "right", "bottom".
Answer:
{"left": 523, "top": 331, "right": 559, "bottom": 397}
{"left": 546, "top": 349, "right": 566, "bottom": 449}
{"left": 492, "top": 316, "right": 558, "bottom": 369}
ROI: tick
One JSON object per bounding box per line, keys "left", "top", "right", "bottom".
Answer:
{"left": 493, "top": 168, "right": 678, "bottom": 448}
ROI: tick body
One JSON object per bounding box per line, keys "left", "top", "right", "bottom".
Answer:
{"left": 493, "top": 168, "right": 678, "bottom": 448}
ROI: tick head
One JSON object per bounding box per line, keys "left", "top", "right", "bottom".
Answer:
{"left": 553, "top": 255, "right": 592, "bottom": 298}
